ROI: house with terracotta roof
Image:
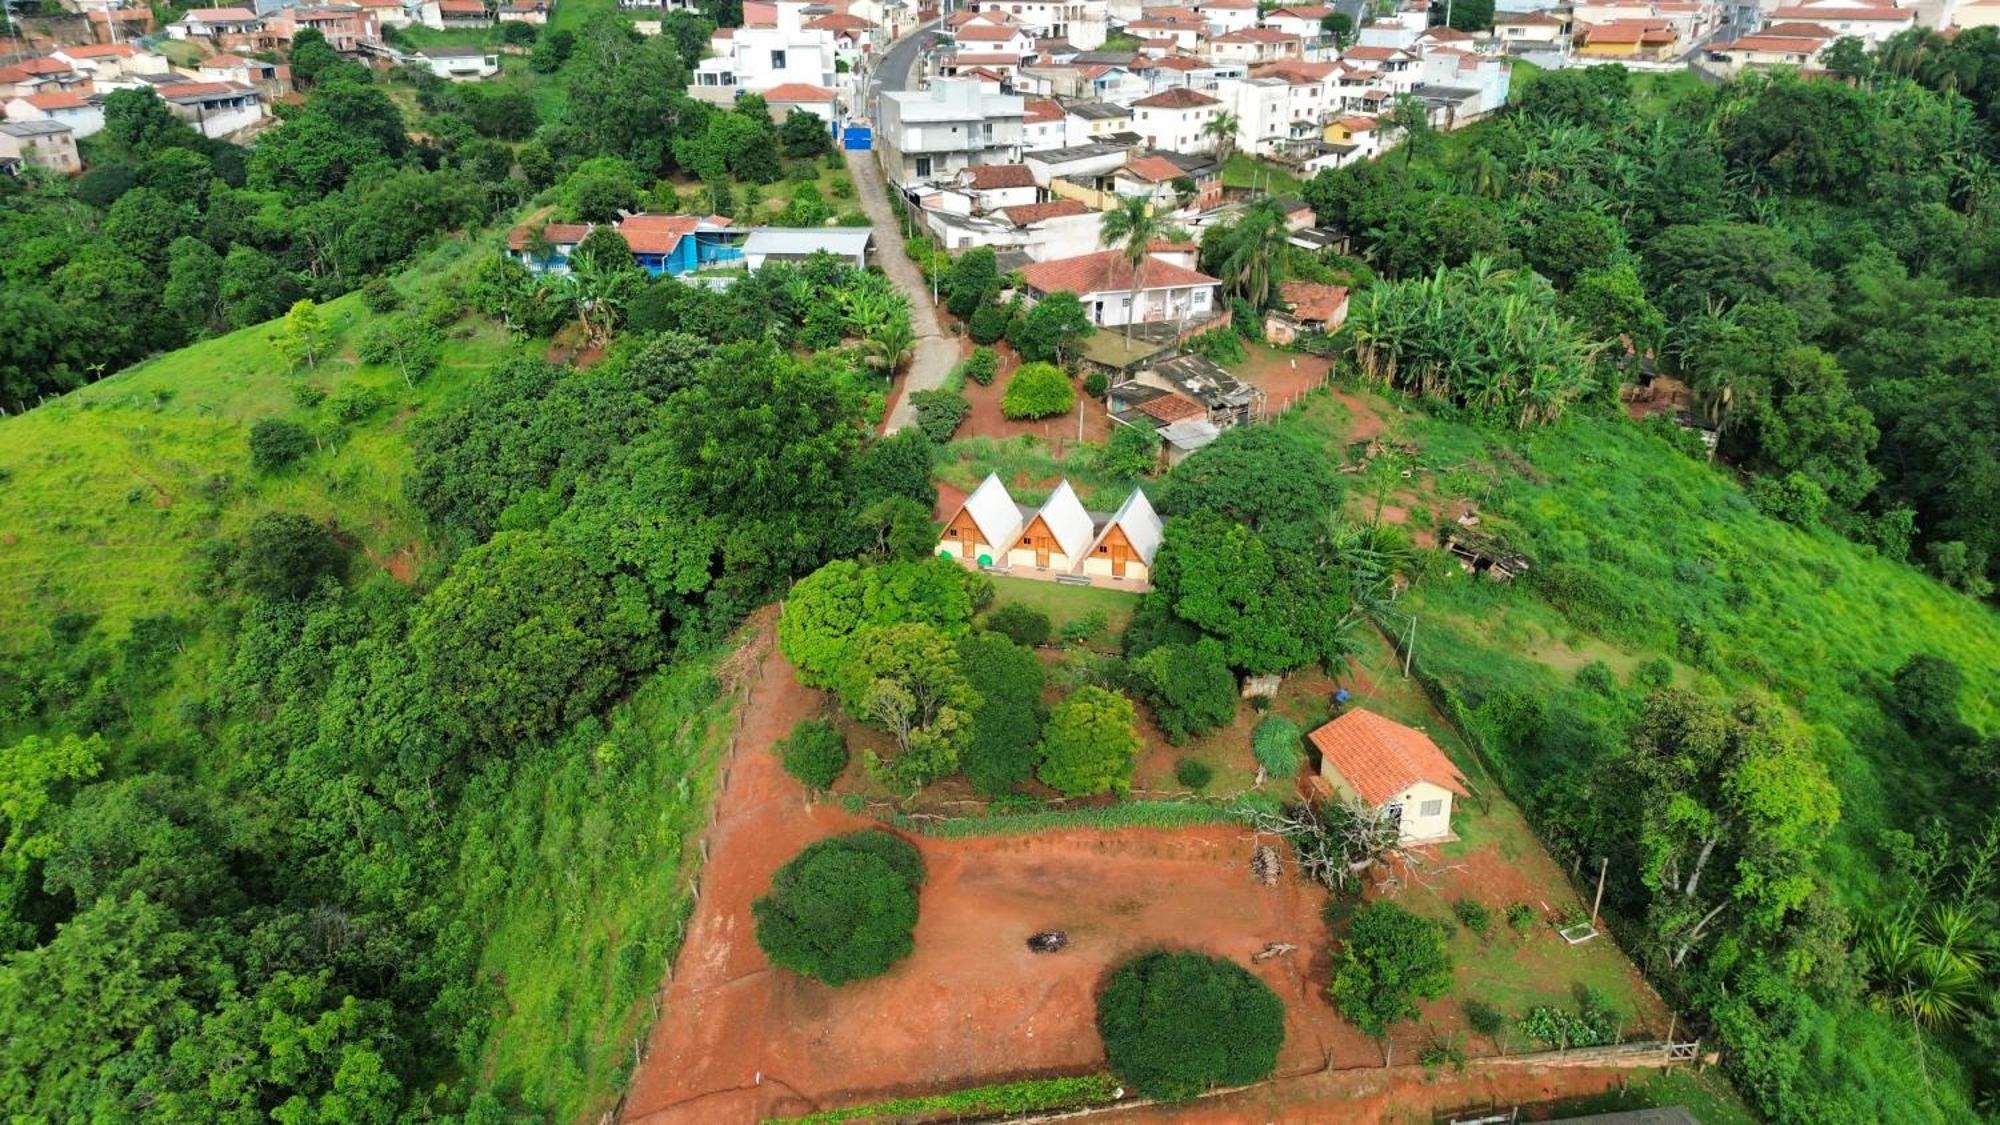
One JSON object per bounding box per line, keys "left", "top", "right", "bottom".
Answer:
{"left": 918, "top": 193, "right": 1102, "bottom": 260}
{"left": 1574, "top": 19, "right": 1680, "bottom": 58}
{"left": 1767, "top": 0, "right": 1913, "bottom": 41}
{"left": 1111, "top": 151, "right": 1222, "bottom": 211}
{"left": 1193, "top": 0, "right": 1262, "bottom": 32}
{"left": 1706, "top": 24, "right": 1833, "bottom": 70}
{"left": 690, "top": 3, "right": 841, "bottom": 106}
{"left": 1130, "top": 84, "right": 1224, "bottom": 152}
{"left": 975, "top": 0, "right": 1111, "bottom": 49}
{"left": 4, "top": 92, "right": 105, "bottom": 139}
{"left": 498, "top": 0, "right": 550, "bottom": 23}
{"left": 1204, "top": 25, "right": 1302, "bottom": 64}
{"left": 1263, "top": 279, "right": 1348, "bottom": 342}
{"left": 765, "top": 82, "right": 842, "bottom": 124}
{"left": 1310, "top": 708, "right": 1469, "bottom": 844}
{"left": 1018, "top": 247, "right": 1221, "bottom": 327}
{"left": 0, "top": 59, "right": 86, "bottom": 102}
{"left": 420, "top": 0, "right": 494, "bottom": 28}
{"left": 166, "top": 6, "right": 265, "bottom": 40}
{"left": 955, "top": 162, "right": 1041, "bottom": 209}
{"left": 1486, "top": 9, "right": 1568, "bottom": 48}
{"left": 1262, "top": 5, "right": 1334, "bottom": 40}
{"left": 504, "top": 213, "right": 748, "bottom": 276}
{"left": 194, "top": 52, "right": 289, "bottom": 95}
{"left": 51, "top": 45, "right": 172, "bottom": 86}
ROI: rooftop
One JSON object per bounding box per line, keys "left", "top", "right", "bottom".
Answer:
{"left": 1020, "top": 250, "right": 1220, "bottom": 296}
{"left": 1309, "top": 708, "right": 1470, "bottom": 807}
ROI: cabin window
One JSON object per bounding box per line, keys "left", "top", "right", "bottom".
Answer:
{"left": 947, "top": 528, "right": 959, "bottom": 537}
{"left": 1419, "top": 799, "right": 1442, "bottom": 817}
{"left": 1097, "top": 545, "right": 1108, "bottom": 553}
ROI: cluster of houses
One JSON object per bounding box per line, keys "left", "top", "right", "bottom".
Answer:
{"left": 684, "top": 0, "right": 917, "bottom": 112}
{"left": 503, "top": 210, "right": 877, "bottom": 276}
{"left": 0, "top": 42, "right": 277, "bottom": 172}
{"left": 938, "top": 474, "right": 1164, "bottom": 587}
{"left": 1481, "top": 0, "right": 1975, "bottom": 72}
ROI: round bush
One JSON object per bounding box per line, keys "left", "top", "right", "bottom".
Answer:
{"left": 780, "top": 719, "right": 848, "bottom": 791}
{"left": 1097, "top": 950, "right": 1285, "bottom": 1100}
{"left": 1174, "top": 756, "right": 1214, "bottom": 791}
{"left": 1001, "top": 362, "right": 1076, "bottom": 420}
{"left": 985, "top": 602, "right": 1052, "bottom": 647}
{"left": 753, "top": 831, "right": 924, "bottom": 985}
{"left": 1083, "top": 371, "right": 1109, "bottom": 398}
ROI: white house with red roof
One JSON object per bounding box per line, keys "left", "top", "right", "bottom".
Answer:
{"left": 974, "top": 0, "right": 1110, "bottom": 48}
{"left": 1262, "top": 4, "right": 1334, "bottom": 40}
{"left": 1204, "top": 25, "right": 1303, "bottom": 64}
{"left": 689, "top": 1, "right": 840, "bottom": 104}
{"left": 1018, "top": 247, "right": 1221, "bottom": 327}
{"left": 3, "top": 91, "right": 104, "bottom": 139}
{"left": 878, "top": 78, "right": 1026, "bottom": 185}
{"left": 1766, "top": 0, "right": 1915, "bottom": 41}
{"left": 1130, "top": 85, "right": 1225, "bottom": 151}
{"left": 765, "top": 82, "right": 840, "bottom": 124}
{"left": 166, "top": 6, "right": 264, "bottom": 40}
{"left": 50, "top": 45, "right": 171, "bottom": 86}
{"left": 1194, "top": 0, "right": 1262, "bottom": 33}
{"left": 1310, "top": 708, "right": 1470, "bottom": 844}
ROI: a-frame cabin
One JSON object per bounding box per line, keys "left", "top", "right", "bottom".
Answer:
{"left": 937, "top": 473, "right": 1023, "bottom": 567}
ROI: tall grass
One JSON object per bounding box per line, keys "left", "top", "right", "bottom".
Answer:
{"left": 937, "top": 435, "right": 1140, "bottom": 510}
{"left": 906, "top": 798, "right": 1257, "bottom": 837}
{"left": 770, "top": 1073, "right": 1119, "bottom": 1124}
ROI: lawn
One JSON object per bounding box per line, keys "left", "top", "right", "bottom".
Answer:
{"left": 984, "top": 573, "right": 1137, "bottom": 649}
{"left": 1221, "top": 153, "right": 1305, "bottom": 197}
{"left": 0, "top": 238, "right": 524, "bottom": 644}
{"left": 937, "top": 434, "right": 1141, "bottom": 511}
{"left": 453, "top": 649, "right": 740, "bottom": 1120}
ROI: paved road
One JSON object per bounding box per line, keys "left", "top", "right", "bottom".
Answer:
{"left": 855, "top": 19, "right": 953, "bottom": 436}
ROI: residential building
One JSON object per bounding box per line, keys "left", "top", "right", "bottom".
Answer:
{"left": 0, "top": 119, "right": 80, "bottom": 174}
{"left": 950, "top": 15, "right": 1038, "bottom": 55}
{"left": 937, "top": 475, "right": 1163, "bottom": 588}
{"left": 690, "top": 4, "right": 839, "bottom": 104}
{"left": 421, "top": 0, "right": 496, "bottom": 29}
{"left": 937, "top": 474, "right": 1024, "bottom": 568}
{"left": 1005, "top": 480, "right": 1095, "bottom": 574}
{"left": 877, "top": 78, "right": 1026, "bottom": 184}
{"left": 0, "top": 59, "right": 86, "bottom": 101}
{"left": 1263, "top": 279, "right": 1347, "bottom": 342}
{"left": 1063, "top": 99, "right": 1136, "bottom": 144}
{"left": 195, "top": 53, "right": 291, "bottom": 95}
{"left": 765, "top": 82, "right": 841, "bottom": 125}
{"left": 1356, "top": 16, "right": 1422, "bottom": 47}
{"left": 1204, "top": 26, "right": 1302, "bottom": 64}
{"left": 1310, "top": 708, "right": 1470, "bottom": 845}
{"left": 270, "top": 3, "right": 383, "bottom": 49}
{"left": 1262, "top": 4, "right": 1334, "bottom": 41}
{"left": 159, "top": 82, "right": 264, "bottom": 137}
{"left": 4, "top": 92, "right": 105, "bottom": 139}
{"left": 1129, "top": 85, "right": 1223, "bottom": 151}
{"left": 1018, "top": 247, "right": 1221, "bottom": 327}
{"left": 357, "top": 0, "right": 418, "bottom": 28}
{"left": 499, "top": 0, "right": 550, "bottom": 21}
{"left": 1952, "top": 0, "right": 2000, "bottom": 26}
{"left": 1194, "top": 0, "right": 1261, "bottom": 32}
{"left": 919, "top": 195, "right": 1102, "bottom": 257}
{"left": 741, "top": 226, "right": 873, "bottom": 270}
{"left": 1143, "top": 53, "right": 1245, "bottom": 91}
{"left": 50, "top": 45, "right": 171, "bottom": 86}
{"left": 1766, "top": 0, "right": 1915, "bottom": 40}
{"left": 1022, "top": 96, "right": 1069, "bottom": 151}
{"left": 1109, "top": 352, "right": 1257, "bottom": 429}
{"left": 956, "top": 162, "right": 1042, "bottom": 210}
{"left": 506, "top": 213, "right": 750, "bottom": 276}
{"left": 417, "top": 46, "right": 502, "bottom": 78}
{"left": 971, "top": 0, "right": 1109, "bottom": 46}
{"left": 1487, "top": 9, "right": 1569, "bottom": 47}
{"left": 1026, "top": 139, "right": 1134, "bottom": 196}
{"left": 1573, "top": 19, "right": 1681, "bottom": 58}
{"left": 166, "top": 6, "right": 265, "bottom": 40}
{"left": 1706, "top": 25, "right": 1832, "bottom": 68}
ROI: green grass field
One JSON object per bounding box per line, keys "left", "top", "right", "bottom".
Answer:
{"left": 453, "top": 649, "right": 739, "bottom": 1119}
{"left": 938, "top": 435, "right": 1139, "bottom": 512}
{"left": 0, "top": 241, "right": 524, "bottom": 645}
{"left": 1220, "top": 153, "right": 1304, "bottom": 198}
{"left": 984, "top": 574, "right": 1137, "bottom": 648}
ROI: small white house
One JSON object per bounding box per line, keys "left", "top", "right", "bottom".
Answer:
{"left": 417, "top": 46, "right": 501, "bottom": 79}
{"left": 3, "top": 92, "right": 104, "bottom": 139}
{"left": 1017, "top": 249, "right": 1221, "bottom": 329}
{"left": 1310, "top": 708, "right": 1469, "bottom": 845}
{"left": 159, "top": 82, "right": 264, "bottom": 138}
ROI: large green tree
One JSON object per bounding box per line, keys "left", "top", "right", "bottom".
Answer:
{"left": 1328, "top": 901, "right": 1453, "bottom": 1063}
{"left": 1097, "top": 951, "right": 1285, "bottom": 1099}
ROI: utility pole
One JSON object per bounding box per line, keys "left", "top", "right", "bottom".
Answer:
{"left": 1591, "top": 856, "right": 1608, "bottom": 928}
{"left": 1402, "top": 615, "right": 1415, "bottom": 677}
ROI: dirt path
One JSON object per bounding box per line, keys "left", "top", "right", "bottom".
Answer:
{"left": 846, "top": 148, "right": 957, "bottom": 435}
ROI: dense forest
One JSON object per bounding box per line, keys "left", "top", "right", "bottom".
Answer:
{"left": 1296, "top": 39, "right": 2000, "bottom": 1122}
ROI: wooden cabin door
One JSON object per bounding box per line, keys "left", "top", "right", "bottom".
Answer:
{"left": 1036, "top": 541, "right": 1050, "bottom": 569}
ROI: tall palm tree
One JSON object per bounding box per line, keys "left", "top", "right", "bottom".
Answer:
{"left": 1099, "top": 195, "right": 1166, "bottom": 347}
{"left": 1216, "top": 198, "right": 1290, "bottom": 310}
{"left": 1204, "top": 111, "right": 1241, "bottom": 165}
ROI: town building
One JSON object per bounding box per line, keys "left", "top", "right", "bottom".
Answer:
{"left": 1129, "top": 85, "right": 1224, "bottom": 152}
{"left": 3, "top": 92, "right": 105, "bottom": 139}
{"left": 416, "top": 46, "right": 502, "bottom": 79}
{"left": 877, "top": 79, "right": 1026, "bottom": 184}
{"left": 159, "top": 82, "right": 265, "bottom": 138}
{"left": 1018, "top": 247, "right": 1221, "bottom": 328}
{"left": 1310, "top": 708, "right": 1470, "bottom": 845}
{"left": 0, "top": 119, "right": 80, "bottom": 174}
{"left": 937, "top": 474, "right": 1164, "bottom": 587}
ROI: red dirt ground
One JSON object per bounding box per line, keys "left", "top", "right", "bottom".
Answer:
{"left": 1235, "top": 345, "right": 1332, "bottom": 418}
{"left": 959, "top": 342, "right": 1114, "bottom": 443}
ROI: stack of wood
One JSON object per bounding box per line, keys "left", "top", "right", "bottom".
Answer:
{"left": 1251, "top": 845, "right": 1282, "bottom": 886}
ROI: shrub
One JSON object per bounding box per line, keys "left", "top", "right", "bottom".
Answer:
{"left": 1097, "top": 950, "right": 1285, "bottom": 1100}
{"left": 910, "top": 389, "right": 969, "bottom": 443}
{"left": 1036, "top": 685, "right": 1140, "bottom": 797}
{"left": 247, "top": 418, "right": 312, "bottom": 472}
{"left": 1749, "top": 470, "right": 1828, "bottom": 526}
{"left": 780, "top": 719, "right": 848, "bottom": 791}
{"left": 1193, "top": 327, "right": 1245, "bottom": 365}
{"left": 1463, "top": 999, "right": 1506, "bottom": 1043}
{"left": 1891, "top": 653, "right": 1963, "bottom": 733}
{"left": 1505, "top": 902, "right": 1536, "bottom": 932}
{"left": 1083, "top": 371, "right": 1108, "bottom": 398}
{"left": 360, "top": 277, "right": 400, "bottom": 313}
{"left": 968, "top": 303, "right": 1009, "bottom": 345}
{"left": 957, "top": 632, "right": 1045, "bottom": 796}
{"left": 1251, "top": 716, "right": 1302, "bottom": 780}
{"left": 1574, "top": 659, "right": 1617, "bottom": 695}
{"left": 236, "top": 512, "right": 343, "bottom": 601}
{"left": 986, "top": 602, "right": 1052, "bottom": 647}
{"left": 1098, "top": 424, "right": 1160, "bottom": 478}
{"left": 1519, "top": 990, "right": 1619, "bottom": 1049}
{"left": 1174, "top": 756, "right": 1214, "bottom": 791}
{"left": 1059, "top": 609, "right": 1110, "bottom": 647}
{"left": 327, "top": 383, "right": 388, "bottom": 424}
{"left": 1452, "top": 899, "right": 1492, "bottom": 938}
{"left": 1134, "top": 637, "right": 1236, "bottom": 743}
{"left": 290, "top": 383, "right": 326, "bottom": 409}
{"left": 1001, "top": 362, "right": 1075, "bottom": 420}
{"left": 960, "top": 346, "right": 999, "bottom": 385}
{"left": 1418, "top": 1029, "right": 1467, "bottom": 1074}
{"left": 753, "top": 830, "right": 924, "bottom": 985}
{"left": 1329, "top": 902, "right": 1453, "bottom": 1049}
{"left": 1632, "top": 657, "right": 1674, "bottom": 691}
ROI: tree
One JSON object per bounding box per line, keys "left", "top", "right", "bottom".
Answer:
{"left": 1135, "top": 637, "right": 1237, "bottom": 743}
{"left": 0, "top": 733, "right": 103, "bottom": 948}
{"left": 101, "top": 88, "right": 191, "bottom": 155}
{"left": 236, "top": 512, "right": 344, "bottom": 600}
{"left": 1037, "top": 686, "right": 1140, "bottom": 797}
{"left": 561, "top": 155, "right": 642, "bottom": 222}
{"left": 410, "top": 529, "right": 645, "bottom": 747}
{"left": 1156, "top": 424, "right": 1341, "bottom": 545}
{"left": 288, "top": 27, "right": 341, "bottom": 86}
{"left": 1642, "top": 222, "right": 1834, "bottom": 337}
{"left": 1384, "top": 94, "right": 1434, "bottom": 169}
{"left": 780, "top": 183, "right": 829, "bottom": 226}
{"left": 1891, "top": 654, "right": 1963, "bottom": 733}
{"left": 1204, "top": 111, "right": 1240, "bottom": 165}
{"left": 1001, "top": 361, "right": 1075, "bottom": 419}
{"left": 1329, "top": 902, "right": 1454, "bottom": 1063}
{"left": 1099, "top": 423, "right": 1160, "bottom": 478}
{"left": 967, "top": 302, "right": 1009, "bottom": 345}
{"left": 568, "top": 226, "right": 643, "bottom": 345}
{"left": 1447, "top": 0, "right": 1494, "bottom": 31}
{"left": 162, "top": 237, "right": 223, "bottom": 332}
{"left": 1321, "top": 10, "right": 1353, "bottom": 44}
{"left": 779, "top": 719, "right": 848, "bottom": 791}
{"left": 45, "top": 773, "right": 239, "bottom": 920}
{"left": 358, "top": 317, "right": 443, "bottom": 388}
{"left": 1150, "top": 512, "right": 1356, "bottom": 674}
{"left": 944, "top": 245, "right": 999, "bottom": 319}
{"left": 838, "top": 623, "right": 979, "bottom": 789}
{"left": 247, "top": 418, "right": 314, "bottom": 472}
{"left": 275, "top": 299, "right": 328, "bottom": 371}
{"left": 1524, "top": 208, "right": 1623, "bottom": 290}
{"left": 1822, "top": 35, "right": 1873, "bottom": 83}
{"left": 753, "top": 831, "right": 924, "bottom": 985}
{"left": 910, "top": 388, "right": 969, "bottom": 443}
{"left": 220, "top": 246, "right": 293, "bottom": 328}
{"left": 1558, "top": 263, "right": 1665, "bottom": 356}
{"left": 1100, "top": 194, "right": 1167, "bottom": 346}
{"left": 1209, "top": 198, "right": 1290, "bottom": 309}
{"left": 780, "top": 558, "right": 983, "bottom": 689}
{"left": 957, "top": 632, "right": 1045, "bottom": 796}
{"left": 1097, "top": 951, "right": 1286, "bottom": 1099}
{"left": 985, "top": 602, "right": 1051, "bottom": 647}
{"left": 781, "top": 107, "right": 834, "bottom": 158}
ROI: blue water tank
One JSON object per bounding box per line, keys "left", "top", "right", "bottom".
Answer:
{"left": 842, "top": 125, "right": 873, "bottom": 151}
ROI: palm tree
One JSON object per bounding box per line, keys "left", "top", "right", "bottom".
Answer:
{"left": 1216, "top": 198, "right": 1290, "bottom": 310}
{"left": 1099, "top": 194, "right": 1166, "bottom": 347}
{"left": 1457, "top": 149, "right": 1507, "bottom": 200}
{"left": 1204, "top": 111, "right": 1240, "bottom": 165}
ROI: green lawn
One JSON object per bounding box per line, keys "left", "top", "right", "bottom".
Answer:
{"left": 984, "top": 574, "right": 1137, "bottom": 648}
{"left": 0, "top": 240, "right": 524, "bottom": 644}
{"left": 454, "top": 650, "right": 739, "bottom": 1120}
{"left": 1220, "top": 153, "right": 1304, "bottom": 198}
{"left": 938, "top": 435, "right": 1143, "bottom": 512}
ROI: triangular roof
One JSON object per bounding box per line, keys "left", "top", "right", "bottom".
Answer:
{"left": 1309, "top": 708, "right": 1470, "bottom": 807}
{"left": 956, "top": 473, "right": 1024, "bottom": 552}
{"left": 1087, "top": 487, "right": 1163, "bottom": 564}
{"left": 1030, "top": 480, "right": 1094, "bottom": 559}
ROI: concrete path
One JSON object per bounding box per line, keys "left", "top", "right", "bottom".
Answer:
{"left": 848, "top": 144, "right": 956, "bottom": 434}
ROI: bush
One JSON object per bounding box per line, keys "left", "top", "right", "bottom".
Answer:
{"left": 1749, "top": 470, "right": 1828, "bottom": 526}
{"left": 1519, "top": 989, "right": 1619, "bottom": 1049}
{"left": 247, "top": 418, "right": 312, "bottom": 472}
{"left": 1193, "top": 327, "right": 1245, "bottom": 365}
{"left": 1505, "top": 902, "right": 1535, "bottom": 932}
{"left": 1418, "top": 1030, "right": 1467, "bottom": 1075}
{"left": 1574, "top": 659, "right": 1617, "bottom": 695}
{"left": 957, "top": 632, "right": 1045, "bottom": 796}
{"left": 360, "top": 277, "right": 400, "bottom": 313}
{"left": 1098, "top": 424, "right": 1160, "bottom": 478}
{"left": 1098, "top": 951, "right": 1284, "bottom": 1100}
{"left": 1001, "top": 362, "right": 1076, "bottom": 420}
{"left": 986, "top": 602, "right": 1052, "bottom": 647}
{"left": 1891, "top": 653, "right": 1963, "bottom": 733}
{"left": 1037, "top": 685, "right": 1140, "bottom": 796}
{"left": 1174, "top": 756, "right": 1214, "bottom": 791}
{"left": 1251, "top": 716, "right": 1302, "bottom": 780}
{"left": 1083, "top": 371, "right": 1108, "bottom": 398}
{"left": 780, "top": 719, "right": 848, "bottom": 791}
{"left": 1452, "top": 899, "right": 1492, "bottom": 938}
{"left": 236, "top": 512, "right": 343, "bottom": 601}
{"left": 910, "top": 389, "right": 969, "bottom": 443}
{"left": 1059, "top": 609, "right": 1110, "bottom": 647}
{"left": 327, "top": 383, "right": 388, "bottom": 424}
{"left": 1134, "top": 637, "right": 1236, "bottom": 743}
{"left": 968, "top": 303, "right": 1009, "bottom": 344}
{"left": 1463, "top": 998, "right": 1506, "bottom": 1042}
{"left": 960, "top": 346, "right": 999, "bottom": 385}
{"left": 753, "top": 831, "right": 924, "bottom": 985}
{"left": 1329, "top": 902, "right": 1453, "bottom": 1046}
{"left": 1632, "top": 657, "right": 1674, "bottom": 691}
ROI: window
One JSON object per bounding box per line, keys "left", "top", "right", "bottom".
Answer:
{"left": 770, "top": 49, "right": 787, "bottom": 69}
{"left": 1419, "top": 799, "right": 1443, "bottom": 818}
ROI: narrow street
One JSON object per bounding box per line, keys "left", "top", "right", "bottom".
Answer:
{"left": 848, "top": 21, "right": 955, "bottom": 434}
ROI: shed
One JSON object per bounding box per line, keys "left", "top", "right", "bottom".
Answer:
{"left": 937, "top": 473, "right": 1022, "bottom": 566}
{"left": 1308, "top": 708, "right": 1469, "bottom": 844}
{"left": 741, "top": 226, "right": 874, "bottom": 270}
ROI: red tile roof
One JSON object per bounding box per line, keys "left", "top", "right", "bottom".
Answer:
{"left": 956, "top": 22, "right": 1022, "bottom": 39}
{"left": 2, "top": 58, "right": 75, "bottom": 77}
{"left": 1131, "top": 85, "right": 1220, "bottom": 108}
{"left": 1280, "top": 280, "right": 1348, "bottom": 323}
{"left": 1000, "top": 198, "right": 1091, "bottom": 224}
{"left": 1150, "top": 53, "right": 1208, "bottom": 70}
{"left": 1722, "top": 34, "right": 1828, "bottom": 50}
{"left": 1266, "top": 5, "right": 1332, "bottom": 18}
{"left": 158, "top": 81, "right": 238, "bottom": 97}
{"left": 1309, "top": 708, "right": 1469, "bottom": 807}
{"left": 763, "top": 82, "right": 836, "bottom": 102}
{"left": 1019, "top": 250, "right": 1219, "bottom": 297}
{"left": 944, "top": 52, "right": 1023, "bottom": 65}
{"left": 616, "top": 213, "right": 702, "bottom": 255}
{"left": 1335, "top": 113, "right": 1377, "bottom": 131}
{"left": 1770, "top": 2, "right": 1908, "bottom": 16}
{"left": 806, "top": 12, "right": 875, "bottom": 29}
{"left": 1419, "top": 24, "right": 1474, "bottom": 40}
{"left": 18, "top": 91, "right": 88, "bottom": 109}
{"left": 962, "top": 162, "right": 1035, "bottom": 189}
{"left": 58, "top": 44, "right": 140, "bottom": 58}
{"left": 1341, "top": 44, "right": 1405, "bottom": 59}
{"left": 1763, "top": 20, "right": 1836, "bottom": 35}
{"left": 1255, "top": 59, "right": 1336, "bottom": 81}
{"left": 438, "top": 0, "right": 488, "bottom": 12}
{"left": 1213, "top": 26, "right": 1298, "bottom": 42}
{"left": 1023, "top": 96, "right": 1065, "bottom": 123}
{"left": 1135, "top": 393, "right": 1205, "bottom": 422}
{"left": 1122, "top": 155, "right": 1186, "bottom": 182}
{"left": 506, "top": 221, "right": 593, "bottom": 250}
